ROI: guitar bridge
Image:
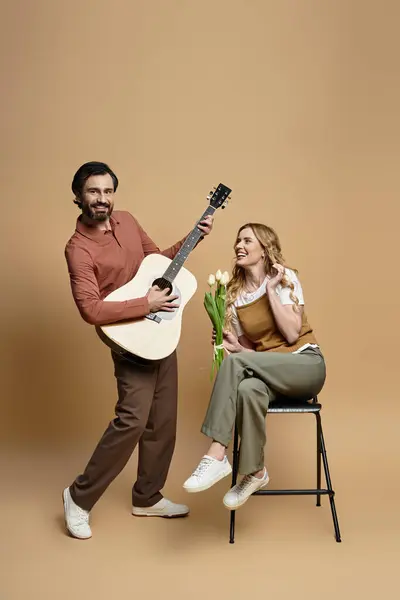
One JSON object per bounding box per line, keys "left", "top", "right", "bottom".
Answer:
{"left": 145, "top": 313, "right": 162, "bottom": 324}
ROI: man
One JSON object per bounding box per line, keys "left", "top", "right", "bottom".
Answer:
{"left": 63, "top": 161, "right": 214, "bottom": 539}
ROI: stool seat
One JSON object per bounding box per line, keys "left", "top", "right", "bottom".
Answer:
{"left": 268, "top": 398, "right": 321, "bottom": 413}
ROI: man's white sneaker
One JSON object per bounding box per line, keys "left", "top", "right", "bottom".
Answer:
{"left": 183, "top": 455, "right": 232, "bottom": 493}
{"left": 132, "top": 498, "right": 189, "bottom": 518}
{"left": 62, "top": 487, "right": 92, "bottom": 539}
{"left": 223, "top": 468, "right": 270, "bottom": 510}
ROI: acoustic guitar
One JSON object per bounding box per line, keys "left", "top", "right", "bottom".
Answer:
{"left": 96, "top": 183, "right": 232, "bottom": 362}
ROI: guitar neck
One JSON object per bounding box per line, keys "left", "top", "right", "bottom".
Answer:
{"left": 163, "top": 205, "right": 216, "bottom": 282}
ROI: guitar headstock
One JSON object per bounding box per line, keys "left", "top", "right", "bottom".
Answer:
{"left": 207, "top": 183, "right": 232, "bottom": 210}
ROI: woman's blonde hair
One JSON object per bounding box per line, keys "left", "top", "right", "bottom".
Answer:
{"left": 225, "top": 223, "right": 300, "bottom": 330}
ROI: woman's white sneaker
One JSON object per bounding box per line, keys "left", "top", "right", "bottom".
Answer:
{"left": 62, "top": 487, "right": 92, "bottom": 539}
{"left": 223, "top": 468, "right": 269, "bottom": 510}
{"left": 183, "top": 455, "right": 232, "bottom": 493}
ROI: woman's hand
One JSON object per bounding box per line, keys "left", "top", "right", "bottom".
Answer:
{"left": 222, "top": 331, "right": 242, "bottom": 353}
{"left": 267, "top": 263, "right": 285, "bottom": 292}
{"left": 211, "top": 329, "right": 242, "bottom": 353}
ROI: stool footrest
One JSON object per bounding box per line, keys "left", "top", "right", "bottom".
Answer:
{"left": 253, "top": 488, "right": 334, "bottom": 496}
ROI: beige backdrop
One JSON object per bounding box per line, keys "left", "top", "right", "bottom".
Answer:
{"left": 1, "top": 1, "right": 399, "bottom": 599}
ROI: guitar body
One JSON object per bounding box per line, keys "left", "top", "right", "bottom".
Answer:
{"left": 98, "top": 253, "right": 198, "bottom": 361}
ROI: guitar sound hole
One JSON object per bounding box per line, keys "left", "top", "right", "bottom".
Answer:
{"left": 152, "top": 277, "right": 173, "bottom": 296}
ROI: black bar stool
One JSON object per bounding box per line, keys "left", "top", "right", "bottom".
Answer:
{"left": 229, "top": 396, "right": 342, "bottom": 543}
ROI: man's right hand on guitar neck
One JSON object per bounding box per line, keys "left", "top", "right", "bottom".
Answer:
{"left": 147, "top": 286, "right": 179, "bottom": 313}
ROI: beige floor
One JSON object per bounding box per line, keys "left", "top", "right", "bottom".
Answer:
{"left": 2, "top": 419, "right": 397, "bottom": 600}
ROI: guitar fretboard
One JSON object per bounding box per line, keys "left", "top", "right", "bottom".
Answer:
{"left": 164, "top": 205, "right": 216, "bottom": 282}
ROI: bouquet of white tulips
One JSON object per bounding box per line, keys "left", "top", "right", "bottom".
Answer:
{"left": 204, "top": 269, "right": 230, "bottom": 379}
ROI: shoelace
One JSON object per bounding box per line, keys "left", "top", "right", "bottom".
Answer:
{"left": 74, "top": 506, "right": 89, "bottom": 526}
{"left": 192, "top": 457, "right": 214, "bottom": 477}
{"left": 235, "top": 475, "right": 255, "bottom": 494}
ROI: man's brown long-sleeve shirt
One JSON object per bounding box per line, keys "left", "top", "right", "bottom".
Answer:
{"left": 65, "top": 210, "right": 187, "bottom": 326}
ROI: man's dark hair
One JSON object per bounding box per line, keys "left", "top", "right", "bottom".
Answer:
{"left": 71, "top": 161, "right": 119, "bottom": 199}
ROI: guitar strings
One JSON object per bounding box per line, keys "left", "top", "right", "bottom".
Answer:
{"left": 152, "top": 204, "right": 219, "bottom": 292}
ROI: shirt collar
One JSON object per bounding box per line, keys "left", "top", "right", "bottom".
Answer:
{"left": 75, "top": 213, "right": 120, "bottom": 241}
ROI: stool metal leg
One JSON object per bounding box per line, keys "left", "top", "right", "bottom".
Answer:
{"left": 229, "top": 425, "right": 240, "bottom": 544}
{"left": 316, "top": 413, "right": 322, "bottom": 507}
{"left": 317, "top": 413, "right": 342, "bottom": 542}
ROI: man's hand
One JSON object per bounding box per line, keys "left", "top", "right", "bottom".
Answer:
{"left": 197, "top": 214, "right": 214, "bottom": 237}
{"left": 147, "top": 286, "right": 179, "bottom": 313}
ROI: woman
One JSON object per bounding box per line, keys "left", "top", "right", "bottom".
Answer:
{"left": 183, "top": 223, "right": 326, "bottom": 510}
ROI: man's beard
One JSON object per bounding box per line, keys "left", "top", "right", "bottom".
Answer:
{"left": 82, "top": 202, "right": 112, "bottom": 222}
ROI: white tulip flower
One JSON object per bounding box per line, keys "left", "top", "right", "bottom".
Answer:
{"left": 215, "top": 270, "right": 222, "bottom": 282}
{"left": 207, "top": 274, "right": 216, "bottom": 287}
{"left": 221, "top": 271, "right": 230, "bottom": 285}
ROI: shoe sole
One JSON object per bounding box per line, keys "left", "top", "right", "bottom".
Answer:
{"left": 183, "top": 466, "right": 232, "bottom": 493}
{"left": 223, "top": 476, "right": 270, "bottom": 510}
{"left": 62, "top": 489, "right": 92, "bottom": 540}
{"left": 131, "top": 510, "right": 189, "bottom": 519}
